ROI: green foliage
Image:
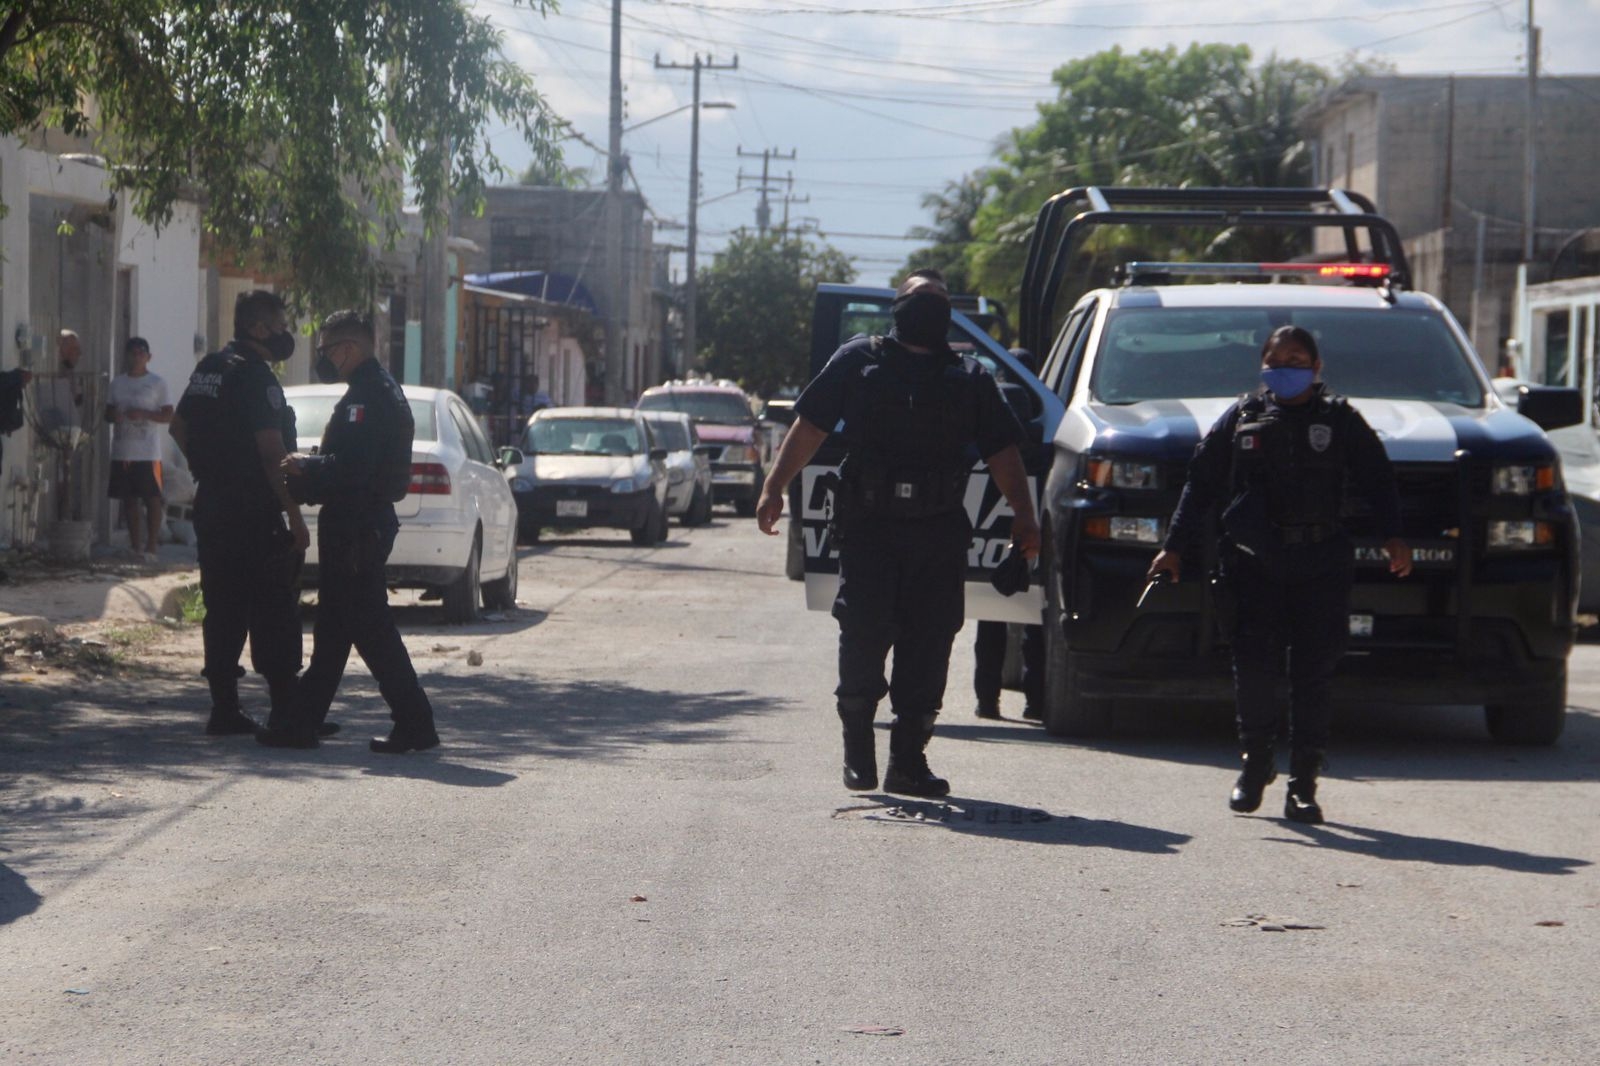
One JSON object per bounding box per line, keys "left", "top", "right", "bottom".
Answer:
{"left": 519, "top": 155, "right": 590, "bottom": 188}
{"left": 695, "top": 230, "right": 855, "bottom": 395}
{"left": 897, "top": 175, "right": 986, "bottom": 294}
{"left": 901, "top": 44, "right": 1335, "bottom": 314}
{"left": 0, "top": 2, "right": 563, "bottom": 314}
{"left": 176, "top": 583, "right": 206, "bottom": 624}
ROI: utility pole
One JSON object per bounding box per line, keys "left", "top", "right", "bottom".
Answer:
{"left": 1523, "top": 0, "right": 1539, "bottom": 265}
{"left": 737, "top": 147, "right": 796, "bottom": 236}
{"left": 779, "top": 193, "right": 810, "bottom": 235}
{"left": 605, "top": 0, "right": 626, "bottom": 403}
{"left": 655, "top": 53, "right": 738, "bottom": 372}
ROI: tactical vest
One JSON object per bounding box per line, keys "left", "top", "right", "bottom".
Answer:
{"left": 1229, "top": 389, "right": 1354, "bottom": 530}
{"left": 839, "top": 337, "right": 977, "bottom": 520}
{"left": 181, "top": 349, "right": 247, "bottom": 486}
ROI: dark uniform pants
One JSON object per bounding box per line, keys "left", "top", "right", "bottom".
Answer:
{"left": 974, "top": 621, "right": 1044, "bottom": 708}
{"left": 297, "top": 510, "right": 433, "bottom": 731}
{"left": 832, "top": 511, "right": 968, "bottom": 722}
{"left": 194, "top": 490, "right": 302, "bottom": 704}
{"left": 1229, "top": 538, "right": 1353, "bottom": 751}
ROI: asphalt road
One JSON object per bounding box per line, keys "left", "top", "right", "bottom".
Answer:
{"left": 3, "top": 512, "right": 1598, "bottom": 1064}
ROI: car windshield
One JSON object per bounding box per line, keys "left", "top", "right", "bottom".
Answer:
{"left": 1091, "top": 307, "right": 1486, "bottom": 406}
{"left": 637, "top": 390, "right": 752, "bottom": 422}
{"left": 525, "top": 418, "right": 641, "bottom": 455}
{"left": 646, "top": 420, "right": 691, "bottom": 450}
{"left": 291, "top": 395, "right": 438, "bottom": 443}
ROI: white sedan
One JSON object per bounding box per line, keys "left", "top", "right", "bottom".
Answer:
{"left": 285, "top": 384, "right": 521, "bottom": 624}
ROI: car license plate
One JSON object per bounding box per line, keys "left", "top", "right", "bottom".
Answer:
{"left": 1349, "top": 613, "right": 1374, "bottom": 638}
{"left": 556, "top": 500, "right": 587, "bottom": 518}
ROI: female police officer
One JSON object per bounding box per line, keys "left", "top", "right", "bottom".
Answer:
{"left": 1147, "top": 325, "right": 1412, "bottom": 824}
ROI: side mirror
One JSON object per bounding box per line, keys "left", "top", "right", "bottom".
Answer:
{"left": 1516, "top": 385, "right": 1583, "bottom": 432}
{"left": 497, "top": 447, "right": 525, "bottom": 469}
{"left": 649, "top": 447, "right": 669, "bottom": 462}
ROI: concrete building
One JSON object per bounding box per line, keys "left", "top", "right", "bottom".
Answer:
{"left": 455, "top": 186, "right": 668, "bottom": 406}
{"left": 1, "top": 138, "right": 205, "bottom": 550}
{"left": 1301, "top": 75, "right": 1600, "bottom": 356}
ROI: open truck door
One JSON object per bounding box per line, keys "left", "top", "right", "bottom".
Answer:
{"left": 790, "top": 284, "right": 1064, "bottom": 625}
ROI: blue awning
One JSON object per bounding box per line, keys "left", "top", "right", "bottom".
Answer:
{"left": 464, "top": 271, "right": 599, "bottom": 315}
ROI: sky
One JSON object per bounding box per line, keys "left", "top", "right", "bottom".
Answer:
{"left": 470, "top": 0, "right": 1600, "bottom": 287}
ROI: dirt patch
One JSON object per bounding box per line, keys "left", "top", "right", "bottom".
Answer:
{"left": 0, "top": 623, "right": 175, "bottom": 681}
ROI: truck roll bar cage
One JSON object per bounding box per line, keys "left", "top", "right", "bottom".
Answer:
{"left": 1017, "top": 187, "right": 1414, "bottom": 354}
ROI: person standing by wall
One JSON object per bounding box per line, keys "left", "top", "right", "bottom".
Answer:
{"left": 105, "top": 338, "right": 173, "bottom": 562}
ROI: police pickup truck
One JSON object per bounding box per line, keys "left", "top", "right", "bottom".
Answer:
{"left": 800, "top": 187, "right": 1580, "bottom": 746}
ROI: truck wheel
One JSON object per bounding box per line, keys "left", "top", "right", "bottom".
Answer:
{"left": 1041, "top": 536, "right": 1113, "bottom": 737}
{"left": 1485, "top": 673, "right": 1567, "bottom": 745}
{"left": 682, "top": 485, "right": 711, "bottom": 527}
{"left": 785, "top": 519, "right": 805, "bottom": 581}
{"left": 442, "top": 533, "right": 482, "bottom": 625}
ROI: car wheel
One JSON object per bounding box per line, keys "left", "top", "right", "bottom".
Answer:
{"left": 654, "top": 496, "right": 670, "bottom": 542}
{"left": 1040, "top": 529, "right": 1113, "bottom": 738}
{"left": 631, "top": 500, "right": 661, "bottom": 546}
{"left": 442, "top": 532, "right": 482, "bottom": 624}
{"left": 785, "top": 518, "right": 805, "bottom": 581}
{"left": 518, "top": 519, "right": 541, "bottom": 545}
{"left": 683, "top": 484, "right": 711, "bottom": 527}
{"left": 482, "top": 542, "right": 519, "bottom": 611}
{"left": 1485, "top": 672, "right": 1567, "bottom": 745}
{"left": 735, "top": 466, "right": 762, "bottom": 517}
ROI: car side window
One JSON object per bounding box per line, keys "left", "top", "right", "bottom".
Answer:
{"left": 1042, "top": 305, "right": 1088, "bottom": 397}
{"left": 449, "top": 402, "right": 493, "bottom": 465}
{"left": 1058, "top": 299, "right": 1100, "bottom": 402}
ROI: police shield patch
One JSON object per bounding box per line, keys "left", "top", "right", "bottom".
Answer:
{"left": 1308, "top": 423, "right": 1332, "bottom": 452}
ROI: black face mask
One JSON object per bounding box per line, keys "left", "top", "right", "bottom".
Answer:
{"left": 890, "top": 290, "right": 951, "bottom": 350}
{"left": 261, "top": 330, "right": 296, "bottom": 362}
{"left": 314, "top": 353, "right": 342, "bottom": 384}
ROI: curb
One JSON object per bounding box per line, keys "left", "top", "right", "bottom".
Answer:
{"left": 0, "top": 615, "right": 56, "bottom": 637}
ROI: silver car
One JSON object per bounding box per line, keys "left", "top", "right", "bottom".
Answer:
{"left": 507, "top": 407, "right": 671, "bottom": 545}
{"left": 642, "top": 411, "right": 713, "bottom": 526}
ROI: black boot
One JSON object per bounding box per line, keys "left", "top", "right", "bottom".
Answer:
{"left": 1284, "top": 749, "right": 1326, "bottom": 824}
{"left": 371, "top": 693, "right": 439, "bottom": 754}
{"left": 1228, "top": 743, "right": 1277, "bottom": 813}
{"left": 204, "top": 668, "right": 256, "bottom": 735}
{"left": 883, "top": 712, "right": 949, "bottom": 798}
{"left": 974, "top": 697, "right": 1001, "bottom": 720}
{"left": 838, "top": 698, "right": 878, "bottom": 791}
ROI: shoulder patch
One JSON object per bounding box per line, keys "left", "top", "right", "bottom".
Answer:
{"left": 1308, "top": 423, "right": 1333, "bottom": 452}
{"left": 348, "top": 405, "right": 365, "bottom": 423}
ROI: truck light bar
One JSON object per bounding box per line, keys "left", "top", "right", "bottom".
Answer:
{"left": 1122, "top": 261, "right": 1391, "bottom": 280}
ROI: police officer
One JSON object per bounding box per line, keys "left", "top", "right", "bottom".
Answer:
{"left": 257, "top": 310, "right": 439, "bottom": 753}
{"left": 170, "top": 290, "right": 309, "bottom": 736}
{"left": 757, "top": 270, "right": 1041, "bottom": 797}
{"left": 1147, "top": 325, "right": 1413, "bottom": 823}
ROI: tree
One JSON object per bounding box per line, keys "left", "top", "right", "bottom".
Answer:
{"left": 519, "top": 155, "right": 590, "bottom": 189}
{"left": 898, "top": 174, "right": 986, "bottom": 294}
{"left": 911, "top": 45, "right": 1334, "bottom": 315}
{"left": 695, "top": 230, "right": 855, "bottom": 396}
{"left": 0, "top": 2, "right": 563, "bottom": 312}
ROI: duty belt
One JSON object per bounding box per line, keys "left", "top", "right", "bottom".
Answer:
{"left": 1275, "top": 522, "right": 1340, "bottom": 545}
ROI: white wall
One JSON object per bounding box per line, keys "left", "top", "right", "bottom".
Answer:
{"left": 117, "top": 199, "right": 201, "bottom": 397}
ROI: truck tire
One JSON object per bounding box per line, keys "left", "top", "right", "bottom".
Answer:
{"left": 442, "top": 533, "right": 482, "bottom": 625}
{"left": 1485, "top": 672, "right": 1567, "bottom": 745}
{"left": 1041, "top": 532, "right": 1113, "bottom": 737}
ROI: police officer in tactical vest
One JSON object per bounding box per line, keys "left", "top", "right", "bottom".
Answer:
{"left": 1148, "top": 325, "right": 1413, "bottom": 823}
{"left": 170, "top": 290, "right": 310, "bottom": 737}
{"left": 257, "top": 310, "right": 439, "bottom": 753}
{"left": 757, "top": 270, "right": 1041, "bottom": 797}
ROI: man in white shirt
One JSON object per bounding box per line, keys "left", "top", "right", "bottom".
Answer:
{"left": 105, "top": 337, "right": 174, "bottom": 561}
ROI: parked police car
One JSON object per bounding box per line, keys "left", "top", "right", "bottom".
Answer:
{"left": 801, "top": 188, "right": 1580, "bottom": 745}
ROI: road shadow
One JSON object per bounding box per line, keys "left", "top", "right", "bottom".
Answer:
{"left": 0, "top": 860, "right": 43, "bottom": 926}
{"left": 1261, "top": 820, "right": 1592, "bottom": 875}
{"left": 833, "top": 794, "right": 1191, "bottom": 854}
{"left": 1025, "top": 698, "right": 1600, "bottom": 784}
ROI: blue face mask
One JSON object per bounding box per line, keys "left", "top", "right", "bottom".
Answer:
{"left": 1261, "top": 366, "right": 1315, "bottom": 398}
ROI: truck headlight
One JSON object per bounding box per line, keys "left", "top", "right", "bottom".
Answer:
{"left": 1487, "top": 520, "right": 1555, "bottom": 549}
{"left": 1083, "top": 516, "right": 1165, "bottom": 544}
{"left": 668, "top": 467, "right": 688, "bottom": 485}
{"left": 1086, "top": 458, "right": 1161, "bottom": 489}
{"left": 720, "top": 444, "right": 755, "bottom": 464}
{"left": 1491, "top": 464, "right": 1554, "bottom": 495}
{"left": 610, "top": 476, "right": 640, "bottom": 494}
